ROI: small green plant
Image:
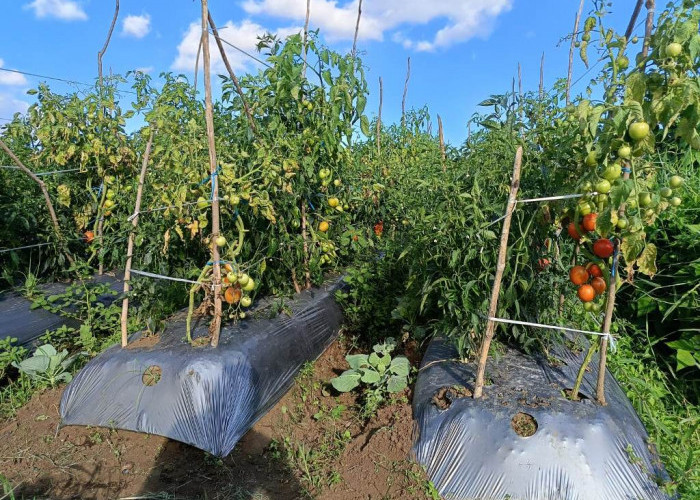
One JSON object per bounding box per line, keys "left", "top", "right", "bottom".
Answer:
{"left": 0, "top": 337, "right": 27, "bottom": 380}
{"left": 330, "top": 337, "right": 410, "bottom": 417}
{"left": 12, "top": 343, "right": 79, "bottom": 387}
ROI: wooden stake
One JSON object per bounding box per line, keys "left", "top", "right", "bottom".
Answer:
{"left": 208, "top": 12, "right": 257, "bottom": 136}
{"left": 0, "top": 139, "right": 74, "bottom": 266}
{"left": 301, "top": 202, "right": 311, "bottom": 289}
{"left": 401, "top": 57, "right": 410, "bottom": 127}
{"left": 97, "top": 0, "right": 119, "bottom": 85}
{"left": 641, "top": 0, "right": 655, "bottom": 59}
{"left": 352, "top": 0, "right": 362, "bottom": 59}
{"left": 625, "top": 0, "right": 644, "bottom": 40}
{"left": 120, "top": 130, "right": 154, "bottom": 347}
{"left": 437, "top": 114, "right": 445, "bottom": 172}
{"left": 377, "top": 76, "right": 383, "bottom": 155}
{"left": 201, "top": 0, "right": 223, "bottom": 347}
{"left": 539, "top": 52, "right": 544, "bottom": 99}
{"left": 566, "top": 0, "right": 585, "bottom": 105}
{"left": 302, "top": 0, "right": 311, "bottom": 79}
{"left": 473, "top": 146, "right": 523, "bottom": 399}
{"left": 595, "top": 241, "right": 619, "bottom": 405}
{"left": 194, "top": 33, "right": 203, "bottom": 94}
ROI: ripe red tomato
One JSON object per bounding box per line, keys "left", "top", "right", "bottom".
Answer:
{"left": 593, "top": 238, "right": 614, "bottom": 258}
{"left": 582, "top": 213, "right": 597, "bottom": 232}
{"left": 587, "top": 263, "right": 602, "bottom": 278}
{"left": 373, "top": 220, "right": 384, "bottom": 237}
{"left": 591, "top": 277, "right": 607, "bottom": 295}
{"left": 83, "top": 230, "right": 95, "bottom": 243}
{"left": 578, "top": 284, "right": 596, "bottom": 302}
{"left": 537, "top": 258, "right": 551, "bottom": 271}
{"left": 569, "top": 266, "right": 589, "bottom": 285}
{"left": 568, "top": 222, "right": 581, "bottom": 241}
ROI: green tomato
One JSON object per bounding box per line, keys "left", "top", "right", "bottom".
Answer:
{"left": 602, "top": 164, "right": 622, "bottom": 181}
{"left": 580, "top": 181, "right": 593, "bottom": 193}
{"left": 237, "top": 273, "right": 250, "bottom": 286}
{"left": 579, "top": 201, "right": 593, "bottom": 216}
{"left": 616, "top": 217, "right": 628, "bottom": 229}
{"left": 595, "top": 179, "right": 612, "bottom": 194}
{"left": 617, "top": 145, "right": 631, "bottom": 159}
{"left": 583, "top": 301, "right": 594, "bottom": 312}
{"left": 582, "top": 33, "right": 591, "bottom": 42}
{"left": 243, "top": 279, "right": 255, "bottom": 292}
{"left": 670, "top": 197, "right": 682, "bottom": 207}
{"left": 197, "top": 196, "right": 209, "bottom": 209}
{"left": 665, "top": 42, "right": 682, "bottom": 58}
{"left": 106, "top": 189, "right": 116, "bottom": 200}
{"left": 638, "top": 192, "right": 652, "bottom": 207}
{"left": 659, "top": 187, "right": 673, "bottom": 198}
{"left": 591, "top": 303, "right": 602, "bottom": 313}
{"left": 239, "top": 312, "right": 246, "bottom": 319}
{"left": 631, "top": 36, "right": 639, "bottom": 44}
{"left": 343, "top": 204, "right": 349, "bottom": 210}
{"left": 629, "top": 121, "right": 650, "bottom": 141}
{"left": 333, "top": 179, "right": 341, "bottom": 187}
{"left": 230, "top": 195, "right": 241, "bottom": 206}
{"left": 240, "top": 296, "right": 252, "bottom": 308}
{"left": 645, "top": 208, "right": 656, "bottom": 218}
{"left": 215, "top": 236, "right": 227, "bottom": 247}
{"left": 596, "top": 193, "right": 608, "bottom": 204}
{"left": 669, "top": 175, "right": 683, "bottom": 189}
{"left": 227, "top": 272, "right": 237, "bottom": 283}
{"left": 616, "top": 55, "right": 629, "bottom": 70}
{"left": 627, "top": 197, "right": 638, "bottom": 209}
{"left": 585, "top": 151, "right": 597, "bottom": 167}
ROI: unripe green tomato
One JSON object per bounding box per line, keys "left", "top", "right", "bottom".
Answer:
{"left": 603, "top": 164, "right": 622, "bottom": 181}
{"left": 104, "top": 199, "right": 115, "bottom": 209}
{"left": 237, "top": 273, "right": 250, "bottom": 286}
{"left": 230, "top": 195, "right": 241, "bottom": 205}
{"left": 243, "top": 279, "right": 255, "bottom": 292}
{"left": 580, "top": 181, "right": 593, "bottom": 193}
{"left": 585, "top": 151, "right": 597, "bottom": 167}
{"left": 616, "top": 55, "right": 629, "bottom": 70}
{"left": 343, "top": 204, "right": 349, "bottom": 210}
{"left": 616, "top": 217, "right": 628, "bottom": 229}
{"left": 629, "top": 121, "right": 650, "bottom": 141}
{"left": 638, "top": 192, "right": 652, "bottom": 207}
{"left": 591, "top": 303, "right": 602, "bottom": 313}
{"left": 106, "top": 189, "right": 116, "bottom": 200}
{"left": 665, "top": 42, "right": 682, "bottom": 58}
{"left": 240, "top": 296, "right": 252, "bottom": 308}
{"left": 670, "top": 197, "right": 682, "bottom": 207}
{"left": 596, "top": 193, "right": 608, "bottom": 204}
{"left": 333, "top": 179, "right": 341, "bottom": 187}
{"left": 669, "top": 176, "right": 683, "bottom": 189}
{"left": 579, "top": 202, "right": 593, "bottom": 215}
{"left": 595, "top": 179, "right": 612, "bottom": 194}
{"left": 627, "top": 198, "right": 637, "bottom": 209}
{"left": 227, "top": 272, "right": 237, "bottom": 282}
{"left": 617, "top": 145, "right": 631, "bottom": 159}
{"left": 215, "top": 235, "right": 227, "bottom": 247}
{"left": 582, "top": 33, "right": 591, "bottom": 42}
{"left": 583, "top": 301, "right": 594, "bottom": 312}
{"left": 239, "top": 312, "right": 246, "bottom": 319}
{"left": 645, "top": 208, "right": 655, "bottom": 218}
{"left": 660, "top": 187, "right": 673, "bottom": 198}
{"left": 631, "top": 36, "right": 639, "bottom": 44}
{"left": 197, "top": 196, "right": 208, "bottom": 209}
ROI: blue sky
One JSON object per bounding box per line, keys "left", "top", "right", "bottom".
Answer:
{"left": 0, "top": 0, "right": 645, "bottom": 145}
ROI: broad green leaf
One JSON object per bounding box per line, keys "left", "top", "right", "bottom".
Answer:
{"left": 331, "top": 370, "right": 361, "bottom": 392}
{"left": 390, "top": 356, "right": 410, "bottom": 377}
{"left": 621, "top": 232, "right": 645, "bottom": 267}
{"left": 387, "top": 375, "right": 407, "bottom": 394}
{"left": 360, "top": 115, "right": 370, "bottom": 136}
{"left": 360, "top": 368, "right": 381, "bottom": 384}
{"left": 346, "top": 354, "right": 368, "bottom": 370}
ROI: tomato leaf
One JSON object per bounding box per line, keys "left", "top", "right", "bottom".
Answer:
{"left": 637, "top": 243, "right": 657, "bottom": 277}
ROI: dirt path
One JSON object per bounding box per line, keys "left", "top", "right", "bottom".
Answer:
{"left": 0, "top": 338, "right": 433, "bottom": 499}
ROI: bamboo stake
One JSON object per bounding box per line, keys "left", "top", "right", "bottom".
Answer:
{"left": 97, "top": 0, "right": 119, "bottom": 85}
{"left": 473, "top": 146, "right": 523, "bottom": 399}
{"left": 377, "top": 76, "right": 383, "bottom": 155}
{"left": 566, "top": 0, "right": 585, "bottom": 105}
{"left": 201, "top": 0, "right": 223, "bottom": 347}
{"left": 595, "top": 239, "right": 619, "bottom": 404}
{"left": 437, "top": 114, "right": 445, "bottom": 172}
{"left": 352, "top": 0, "right": 362, "bottom": 59}
{"left": 641, "top": 0, "right": 655, "bottom": 58}
{"left": 194, "top": 33, "right": 203, "bottom": 94}
{"left": 120, "top": 130, "right": 155, "bottom": 347}
{"left": 302, "top": 0, "right": 311, "bottom": 79}
{"left": 625, "top": 0, "right": 644, "bottom": 40}
{"left": 301, "top": 202, "right": 311, "bottom": 289}
{"left": 539, "top": 52, "right": 544, "bottom": 99}
{"left": 208, "top": 12, "right": 257, "bottom": 136}
{"left": 0, "top": 139, "right": 74, "bottom": 266}
{"left": 401, "top": 57, "right": 410, "bottom": 127}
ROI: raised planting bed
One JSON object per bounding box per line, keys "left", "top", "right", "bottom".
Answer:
{"left": 412, "top": 337, "right": 672, "bottom": 500}
{"left": 60, "top": 279, "right": 343, "bottom": 457}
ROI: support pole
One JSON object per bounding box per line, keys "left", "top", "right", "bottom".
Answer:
{"left": 566, "top": 0, "right": 585, "bottom": 105}
{"left": 401, "top": 57, "right": 410, "bottom": 127}
{"left": 351, "top": 0, "right": 362, "bottom": 59}
{"left": 473, "top": 147, "right": 523, "bottom": 399}
{"left": 438, "top": 114, "right": 445, "bottom": 172}
{"left": 120, "top": 130, "right": 155, "bottom": 347}
{"left": 596, "top": 239, "right": 619, "bottom": 404}
{"left": 377, "top": 76, "right": 383, "bottom": 155}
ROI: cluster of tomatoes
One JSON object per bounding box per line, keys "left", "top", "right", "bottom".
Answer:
{"left": 222, "top": 263, "right": 256, "bottom": 319}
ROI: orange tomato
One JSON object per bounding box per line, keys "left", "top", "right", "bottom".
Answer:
{"left": 569, "top": 265, "right": 590, "bottom": 285}
{"left": 578, "top": 284, "right": 596, "bottom": 302}
{"left": 593, "top": 238, "right": 614, "bottom": 258}
{"left": 84, "top": 230, "right": 94, "bottom": 243}
{"left": 591, "top": 277, "right": 607, "bottom": 295}
{"left": 582, "top": 213, "right": 597, "bottom": 232}
{"left": 587, "top": 263, "right": 602, "bottom": 278}
{"left": 319, "top": 221, "right": 329, "bottom": 233}
{"left": 224, "top": 286, "right": 242, "bottom": 305}
{"left": 568, "top": 222, "right": 581, "bottom": 240}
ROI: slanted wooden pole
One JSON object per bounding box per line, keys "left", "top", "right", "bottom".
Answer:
{"left": 377, "top": 76, "right": 383, "bottom": 155}
{"left": 596, "top": 239, "right": 619, "bottom": 404}
{"left": 625, "top": 0, "right": 644, "bottom": 40}
{"left": 473, "top": 147, "right": 523, "bottom": 399}
{"left": 566, "top": 0, "right": 585, "bottom": 105}
{"left": 97, "top": 0, "right": 119, "bottom": 86}
{"left": 120, "top": 130, "right": 154, "bottom": 347}
{"left": 201, "top": 0, "right": 223, "bottom": 347}
{"left": 539, "top": 52, "right": 544, "bottom": 99}
{"left": 352, "top": 0, "right": 362, "bottom": 59}
{"left": 401, "top": 57, "right": 410, "bottom": 127}
{"left": 208, "top": 12, "right": 257, "bottom": 136}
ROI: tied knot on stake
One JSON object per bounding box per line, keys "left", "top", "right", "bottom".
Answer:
{"left": 487, "top": 317, "right": 617, "bottom": 352}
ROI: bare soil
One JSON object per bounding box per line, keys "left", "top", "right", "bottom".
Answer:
{"left": 0, "top": 338, "right": 432, "bottom": 499}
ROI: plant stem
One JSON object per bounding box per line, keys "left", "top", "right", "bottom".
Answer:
{"left": 570, "top": 336, "right": 598, "bottom": 400}
{"left": 596, "top": 239, "right": 620, "bottom": 405}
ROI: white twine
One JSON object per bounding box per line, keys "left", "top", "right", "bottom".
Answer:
{"left": 0, "top": 165, "right": 99, "bottom": 176}
{"left": 0, "top": 241, "right": 52, "bottom": 253}
{"left": 488, "top": 317, "right": 616, "bottom": 352}
{"left": 130, "top": 269, "right": 204, "bottom": 287}
{"left": 516, "top": 192, "right": 599, "bottom": 203}
{"left": 127, "top": 198, "right": 225, "bottom": 222}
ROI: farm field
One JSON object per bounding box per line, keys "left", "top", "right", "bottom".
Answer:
{"left": 1, "top": 0, "right": 699, "bottom": 499}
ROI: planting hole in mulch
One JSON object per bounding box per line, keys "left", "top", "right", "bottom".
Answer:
{"left": 142, "top": 365, "right": 162, "bottom": 386}
{"left": 432, "top": 385, "right": 472, "bottom": 410}
{"left": 564, "top": 388, "right": 590, "bottom": 401}
{"left": 125, "top": 334, "right": 160, "bottom": 350}
{"left": 511, "top": 412, "right": 537, "bottom": 437}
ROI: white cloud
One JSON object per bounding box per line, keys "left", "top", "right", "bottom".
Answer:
{"left": 134, "top": 66, "right": 154, "bottom": 74}
{"left": 172, "top": 20, "right": 300, "bottom": 74}
{"left": 242, "top": 0, "right": 512, "bottom": 51}
{"left": 0, "top": 60, "right": 28, "bottom": 86}
{"left": 0, "top": 91, "right": 30, "bottom": 118}
{"left": 122, "top": 14, "right": 151, "bottom": 39}
{"left": 25, "top": 0, "right": 87, "bottom": 21}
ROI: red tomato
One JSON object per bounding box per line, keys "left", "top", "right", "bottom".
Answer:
{"left": 587, "top": 263, "right": 603, "bottom": 278}
{"left": 582, "top": 213, "right": 597, "bottom": 232}
{"left": 373, "top": 220, "right": 384, "bottom": 237}
{"left": 569, "top": 265, "right": 590, "bottom": 285}
{"left": 568, "top": 222, "right": 581, "bottom": 241}
{"left": 593, "top": 239, "right": 614, "bottom": 258}
{"left": 591, "top": 277, "right": 607, "bottom": 295}
{"left": 537, "top": 258, "right": 551, "bottom": 271}
{"left": 578, "top": 284, "right": 596, "bottom": 302}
